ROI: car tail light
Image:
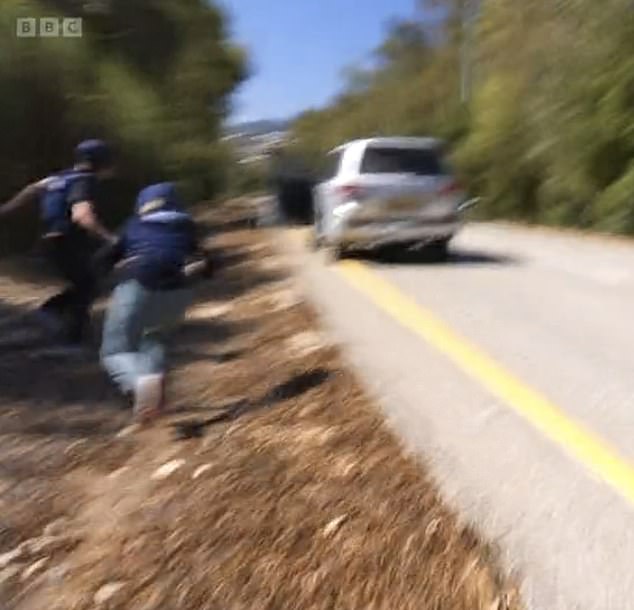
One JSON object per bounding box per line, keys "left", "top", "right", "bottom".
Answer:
{"left": 439, "top": 180, "right": 462, "bottom": 196}
{"left": 337, "top": 184, "right": 366, "bottom": 200}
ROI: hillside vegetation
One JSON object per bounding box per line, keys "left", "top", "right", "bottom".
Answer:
{"left": 0, "top": 0, "right": 247, "bottom": 253}
{"left": 290, "top": 0, "right": 634, "bottom": 233}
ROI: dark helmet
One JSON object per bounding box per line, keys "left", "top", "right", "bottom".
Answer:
{"left": 74, "top": 139, "right": 113, "bottom": 171}
{"left": 135, "top": 182, "right": 183, "bottom": 216}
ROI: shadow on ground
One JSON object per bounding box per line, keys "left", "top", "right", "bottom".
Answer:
{"left": 171, "top": 368, "right": 333, "bottom": 440}
{"left": 177, "top": 317, "right": 255, "bottom": 347}
{"left": 346, "top": 245, "right": 520, "bottom": 267}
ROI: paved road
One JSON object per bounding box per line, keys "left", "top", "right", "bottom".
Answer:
{"left": 281, "top": 223, "right": 634, "bottom": 610}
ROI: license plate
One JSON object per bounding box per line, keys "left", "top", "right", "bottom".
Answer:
{"left": 388, "top": 196, "right": 420, "bottom": 212}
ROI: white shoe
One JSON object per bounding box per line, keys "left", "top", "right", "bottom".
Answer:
{"left": 134, "top": 375, "right": 164, "bottom": 424}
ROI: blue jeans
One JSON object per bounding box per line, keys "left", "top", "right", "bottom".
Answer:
{"left": 101, "top": 280, "right": 192, "bottom": 394}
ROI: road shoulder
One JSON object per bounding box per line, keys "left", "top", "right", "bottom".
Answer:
{"left": 1, "top": 205, "right": 520, "bottom": 610}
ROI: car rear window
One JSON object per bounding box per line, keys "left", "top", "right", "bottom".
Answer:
{"left": 360, "top": 146, "right": 444, "bottom": 176}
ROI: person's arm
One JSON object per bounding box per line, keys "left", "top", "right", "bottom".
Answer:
{"left": 67, "top": 174, "right": 115, "bottom": 243}
{"left": 92, "top": 229, "right": 126, "bottom": 277}
{"left": 0, "top": 180, "right": 46, "bottom": 219}
{"left": 71, "top": 201, "right": 116, "bottom": 243}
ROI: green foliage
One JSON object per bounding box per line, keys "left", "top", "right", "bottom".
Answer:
{"left": 0, "top": 0, "right": 246, "bottom": 254}
{"left": 290, "top": 0, "right": 634, "bottom": 234}
{"left": 225, "top": 160, "right": 269, "bottom": 198}
{"left": 593, "top": 164, "right": 634, "bottom": 234}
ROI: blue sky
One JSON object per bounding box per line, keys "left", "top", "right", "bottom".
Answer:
{"left": 219, "top": 0, "right": 419, "bottom": 123}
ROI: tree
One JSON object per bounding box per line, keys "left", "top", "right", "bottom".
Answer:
{"left": 290, "top": 0, "right": 634, "bottom": 234}
{"left": 0, "top": 0, "right": 247, "bottom": 255}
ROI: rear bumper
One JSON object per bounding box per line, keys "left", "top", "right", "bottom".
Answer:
{"left": 334, "top": 218, "right": 462, "bottom": 248}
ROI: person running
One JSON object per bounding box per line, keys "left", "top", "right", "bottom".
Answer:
{"left": 0, "top": 139, "right": 116, "bottom": 347}
{"left": 95, "top": 182, "right": 212, "bottom": 423}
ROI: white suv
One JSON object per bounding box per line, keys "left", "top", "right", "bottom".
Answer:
{"left": 312, "top": 137, "right": 469, "bottom": 260}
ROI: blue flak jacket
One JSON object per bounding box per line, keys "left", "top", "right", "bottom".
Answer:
{"left": 40, "top": 169, "right": 96, "bottom": 235}
{"left": 114, "top": 183, "right": 198, "bottom": 290}
{"left": 119, "top": 216, "right": 197, "bottom": 290}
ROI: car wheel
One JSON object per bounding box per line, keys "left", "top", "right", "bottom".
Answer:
{"left": 309, "top": 229, "right": 322, "bottom": 251}
{"left": 322, "top": 242, "right": 344, "bottom": 264}
{"left": 427, "top": 239, "right": 450, "bottom": 262}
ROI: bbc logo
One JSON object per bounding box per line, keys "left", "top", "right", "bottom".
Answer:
{"left": 16, "top": 18, "right": 83, "bottom": 38}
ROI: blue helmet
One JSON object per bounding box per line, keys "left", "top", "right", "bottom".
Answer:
{"left": 74, "top": 139, "right": 112, "bottom": 171}
{"left": 135, "top": 182, "right": 184, "bottom": 217}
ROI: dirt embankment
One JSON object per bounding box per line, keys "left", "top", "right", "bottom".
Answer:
{"left": 0, "top": 202, "right": 521, "bottom": 610}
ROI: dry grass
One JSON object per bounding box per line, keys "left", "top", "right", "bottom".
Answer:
{"left": 0, "top": 204, "right": 522, "bottom": 610}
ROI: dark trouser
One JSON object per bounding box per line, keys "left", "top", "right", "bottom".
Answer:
{"left": 40, "top": 235, "right": 97, "bottom": 343}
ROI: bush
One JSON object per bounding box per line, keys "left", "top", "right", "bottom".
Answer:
{"left": 0, "top": 0, "right": 246, "bottom": 255}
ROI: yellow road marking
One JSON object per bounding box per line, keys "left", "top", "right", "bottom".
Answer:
{"left": 335, "top": 259, "right": 634, "bottom": 506}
